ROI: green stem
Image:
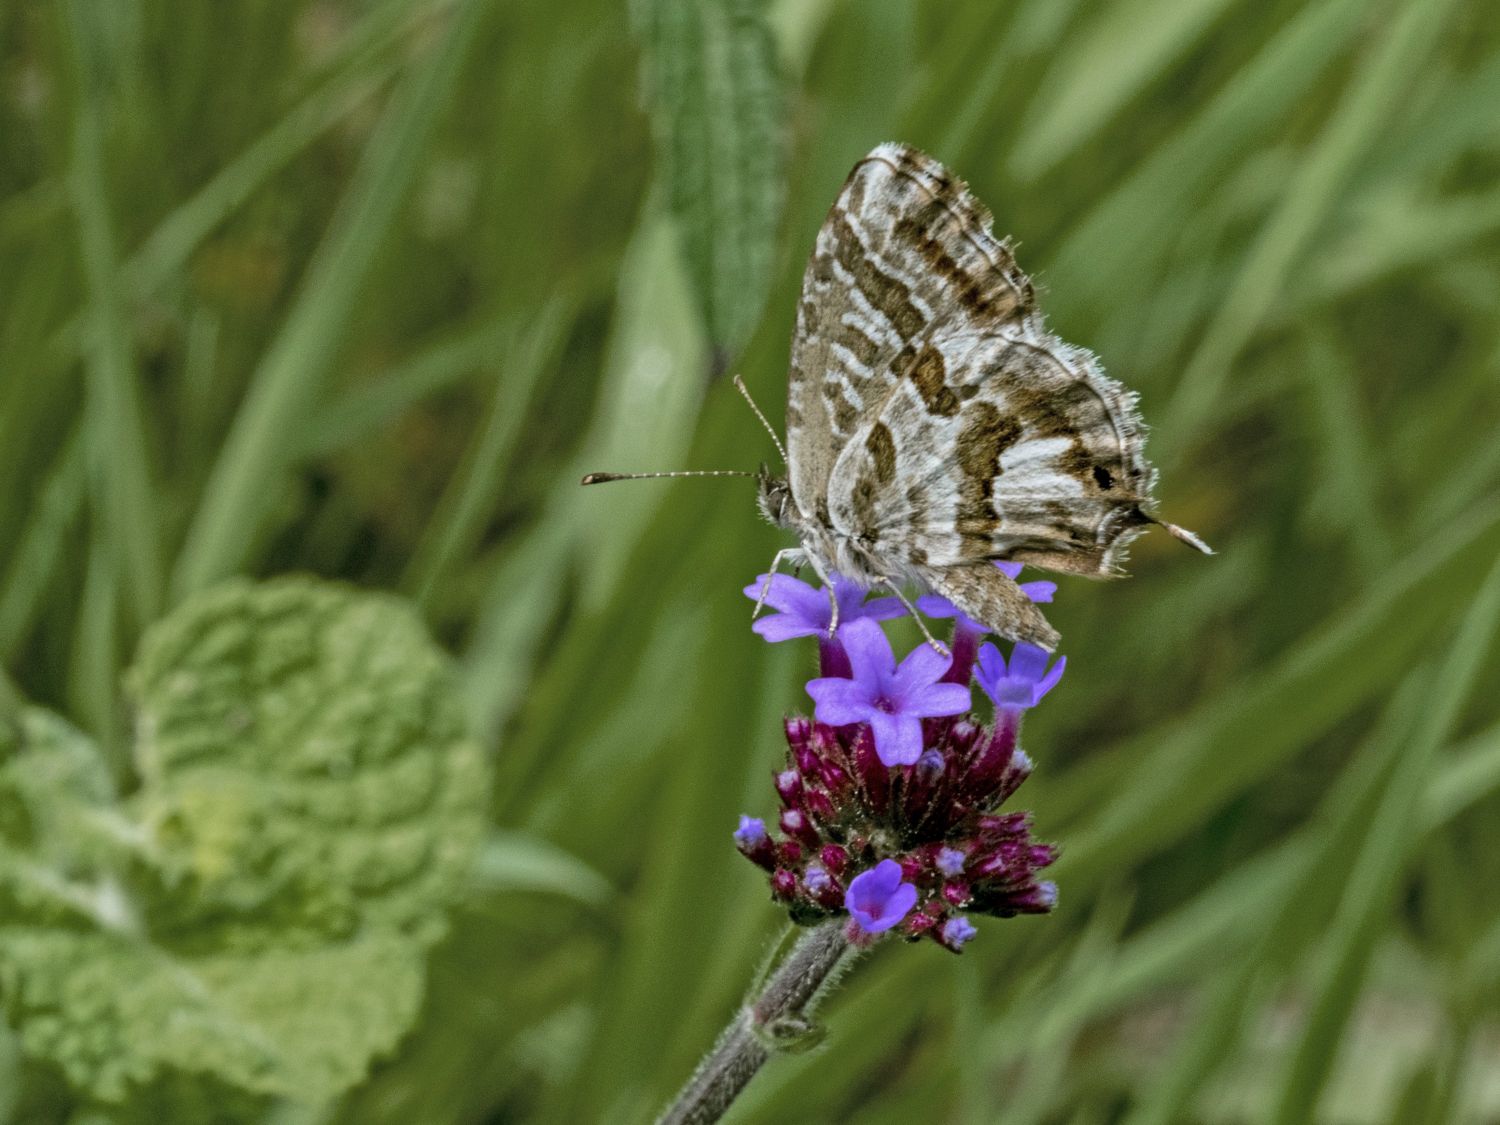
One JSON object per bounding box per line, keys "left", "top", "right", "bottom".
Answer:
{"left": 657, "top": 920, "right": 860, "bottom": 1125}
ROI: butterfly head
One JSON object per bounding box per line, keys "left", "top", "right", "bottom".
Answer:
{"left": 754, "top": 465, "right": 795, "bottom": 529}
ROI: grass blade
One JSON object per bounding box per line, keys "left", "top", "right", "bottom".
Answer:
{"left": 404, "top": 300, "right": 569, "bottom": 609}
{"left": 1271, "top": 554, "right": 1500, "bottom": 1123}
{"left": 1162, "top": 0, "right": 1459, "bottom": 452}
{"left": 171, "top": 0, "right": 488, "bottom": 599}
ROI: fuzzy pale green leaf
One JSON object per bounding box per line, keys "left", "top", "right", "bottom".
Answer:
{"left": 0, "top": 578, "right": 488, "bottom": 1110}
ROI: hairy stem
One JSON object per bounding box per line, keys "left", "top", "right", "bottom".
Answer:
{"left": 658, "top": 919, "right": 859, "bottom": 1125}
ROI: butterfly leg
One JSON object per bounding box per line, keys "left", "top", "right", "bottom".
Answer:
{"left": 879, "top": 581, "right": 951, "bottom": 658}
{"left": 751, "top": 548, "right": 807, "bottom": 620}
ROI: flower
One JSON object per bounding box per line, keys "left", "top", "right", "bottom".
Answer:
{"left": 939, "top": 915, "right": 978, "bottom": 950}
{"left": 845, "top": 860, "right": 918, "bottom": 934}
{"left": 743, "top": 572, "right": 904, "bottom": 642}
{"left": 975, "top": 642, "right": 1066, "bottom": 711}
{"left": 805, "top": 619, "right": 971, "bottom": 766}
{"left": 935, "top": 847, "right": 967, "bottom": 877}
{"left": 737, "top": 573, "right": 1061, "bottom": 953}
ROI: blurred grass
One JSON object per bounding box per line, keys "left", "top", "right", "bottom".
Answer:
{"left": 4, "top": 0, "right": 1500, "bottom": 1122}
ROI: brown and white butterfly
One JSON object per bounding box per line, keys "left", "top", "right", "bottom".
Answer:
{"left": 585, "top": 142, "right": 1210, "bottom": 650}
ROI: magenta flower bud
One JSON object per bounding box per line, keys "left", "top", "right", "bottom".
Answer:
{"left": 849, "top": 726, "right": 889, "bottom": 814}
{"left": 779, "top": 808, "right": 819, "bottom": 849}
{"left": 820, "top": 844, "right": 850, "bottom": 875}
{"left": 817, "top": 758, "right": 851, "bottom": 797}
{"left": 804, "top": 788, "right": 837, "bottom": 824}
{"left": 784, "top": 715, "right": 813, "bottom": 752}
{"left": 775, "top": 769, "right": 803, "bottom": 805}
{"left": 734, "top": 815, "right": 776, "bottom": 869}
{"left": 994, "top": 747, "right": 1034, "bottom": 804}
{"left": 771, "top": 869, "right": 798, "bottom": 899}
{"left": 845, "top": 860, "right": 919, "bottom": 935}
{"left": 904, "top": 904, "right": 944, "bottom": 937}
{"left": 941, "top": 881, "right": 972, "bottom": 907}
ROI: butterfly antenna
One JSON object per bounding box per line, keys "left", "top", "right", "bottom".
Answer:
{"left": 580, "top": 470, "right": 755, "bottom": 485}
{"left": 733, "top": 375, "right": 788, "bottom": 464}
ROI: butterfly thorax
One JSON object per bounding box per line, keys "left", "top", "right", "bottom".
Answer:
{"left": 756, "top": 468, "right": 897, "bottom": 590}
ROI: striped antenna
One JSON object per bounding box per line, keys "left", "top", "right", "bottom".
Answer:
{"left": 580, "top": 470, "right": 755, "bottom": 485}
{"left": 733, "top": 375, "right": 788, "bottom": 463}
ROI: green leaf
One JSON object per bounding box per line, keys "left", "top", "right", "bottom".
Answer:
{"left": 0, "top": 579, "right": 488, "bottom": 1109}
{"left": 128, "top": 578, "right": 488, "bottom": 946}
{"left": 0, "top": 929, "right": 421, "bottom": 1105}
{"left": 631, "top": 0, "right": 786, "bottom": 364}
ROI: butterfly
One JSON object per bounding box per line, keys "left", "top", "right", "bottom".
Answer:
{"left": 585, "top": 142, "right": 1211, "bottom": 650}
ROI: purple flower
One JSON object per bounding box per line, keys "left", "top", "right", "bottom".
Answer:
{"left": 916, "top": 561, "right": 1056, "bottom": 632}
{"left": 939, "top": 916, "right": 978, "bottom": 950}
{"left": 935, "top": 847, "right": 967, "bottom": 877}
{"left": 845, "top": 860, "right": 919, "bottom": 934}
{"left": 805, "top": 619, "right": 971, "bottom": 766}
{"left": 734, "top": 815, "right": 767, "bottom": 848}
{"left": 743, "top": 572, "right": 904, "bottom": 642}
{"left": 975, "top": 642, "right": 1066, "bottom": 711}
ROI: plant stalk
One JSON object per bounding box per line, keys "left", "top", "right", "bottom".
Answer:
{"left": 658, "top": 919, "right": 858, "bottom": 1125}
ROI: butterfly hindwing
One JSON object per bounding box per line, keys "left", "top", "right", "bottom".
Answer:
{"left": 826, "top": 318, "right": 1156, "bottom": 577}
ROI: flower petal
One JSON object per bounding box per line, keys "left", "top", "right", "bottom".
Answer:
{"left": 751, "top": 615, "right": 822, "bottom": 643}
{"left": 916, "top": 594, "right": 959, "bottom": 619}
{"left": 904, "top": 681, "right": 972, "bottom": 719}
{"left": 806, "top": 677, "right": 873, "bottom": 726}
{"left": 743, "top": 573, "right": 828, "bottom": 626}
{"left": 1008, "top": 643, "right": 1050, "bottom": 685}
{"left": 868, "top": 711, "right": 923, "bottom": 767}
{"left": 894, "top": 639, "right": 951, "bottom": 688}
{"left": 1018, "top": 580, "right": 1056, "bottom": 604}
{"left": 995, "top": 561, "right": 1024, "bottom": 580}
{"left": 1036, "top": 654, "right": 1067, "bottom": 700}
{"left": 859, "top": 595, "right": 908, "bottom": 621}
{"left": 975, "top": 643, "right": 1006, "bottom": 688}
{"left": 837, "top": 618, "right": 895, "bottom": 685}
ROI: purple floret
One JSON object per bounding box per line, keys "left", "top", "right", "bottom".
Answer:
{"left": 845, "top": 860, "right": 919, "bottom": 934}
{"left": 975, "top": 642, "right": 1067, "bottom": 711}
{"left": 805, "top": 619, "right": 971, "bottom": 766}
{"left": 743, "top": 572, "right": 904, "bottom": 642}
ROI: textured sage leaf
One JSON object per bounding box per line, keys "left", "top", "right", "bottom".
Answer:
{"left": 631, "top": 0, "right": 786, "bottom": 365}
{"left": 0, "top": 578, "right": 488, "bottom": 1109}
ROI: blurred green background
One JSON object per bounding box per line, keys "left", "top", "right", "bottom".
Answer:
{"left": 4, "top": 0, "right": 1500, "bottom": 1121}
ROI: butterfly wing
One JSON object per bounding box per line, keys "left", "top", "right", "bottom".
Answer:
{"left": 785, "top": 143, "right": 1033, "bottom": 522}
{"left": 817, "top": 151, "right": 1158, "bottom": 582}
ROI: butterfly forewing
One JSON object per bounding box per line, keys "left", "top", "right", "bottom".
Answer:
{"left": 786, "top": 143, "right": 1034, "bottom": 516}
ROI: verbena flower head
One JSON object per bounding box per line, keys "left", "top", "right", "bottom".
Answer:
{"left": 735, "top": 570, "right": 1060, "bottom": 952}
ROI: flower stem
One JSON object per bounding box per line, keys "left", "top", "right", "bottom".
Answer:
{"left": 658, "top": 919, "right": 858, "bottom": 1125}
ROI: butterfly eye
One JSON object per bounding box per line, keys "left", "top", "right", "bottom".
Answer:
{"left": 1092, "top": 466, "right": 1115, "bottom": 491}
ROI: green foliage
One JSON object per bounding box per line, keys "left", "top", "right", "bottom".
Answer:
{"left": 4, "top": 0, "right": 1500, "bottom": 1122}
{"left": 0, "top": 580, "right": 486, "bottom": 1112}
{"left": 631, "top": 0, "right": 786, "bottom": 365}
